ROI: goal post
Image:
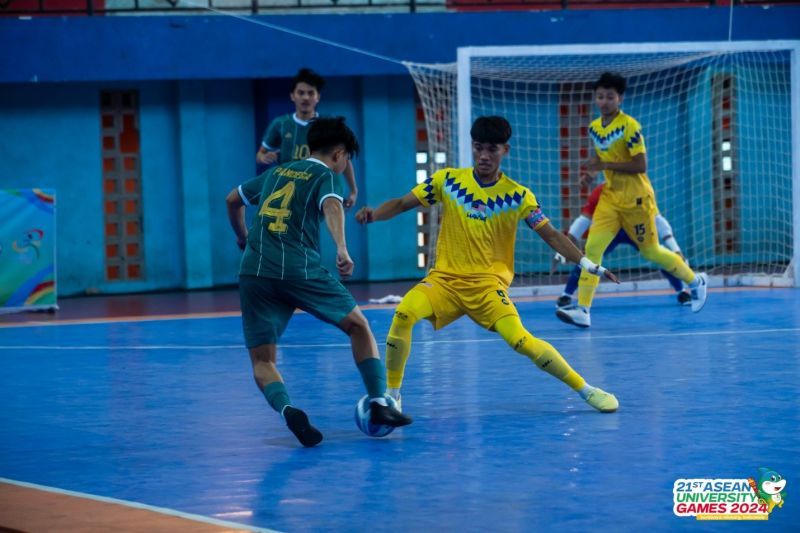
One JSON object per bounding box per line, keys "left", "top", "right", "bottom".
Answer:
{"left": 408, "top": 40, "right": 800, "bottom": 293}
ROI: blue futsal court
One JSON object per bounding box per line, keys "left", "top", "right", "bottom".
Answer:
{"left": 1, "top": 288, "right": 798, "bottom": 531}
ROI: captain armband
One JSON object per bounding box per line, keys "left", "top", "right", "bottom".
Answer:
{"left": 525, "top": 208, "right": 549, "bottom": 230}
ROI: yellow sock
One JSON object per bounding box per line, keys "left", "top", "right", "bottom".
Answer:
{"left": 494, "top": 316, "right": 586, "bottom": 390}
{"left": 577, "top": 229, "right": 615, "bottom": 308}
{"left": 640, "top": 244, "right": 696, "bottom": 284}
{"left": 577, "top": 272, "right": 600, "bottom": 308}
{"left": 385, "top": 288, "right": 432, "bottom": 389}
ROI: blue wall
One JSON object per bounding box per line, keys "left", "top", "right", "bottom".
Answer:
{"left": 2, "top": 7, "right": 798, "bottom": 82}
{"left": 1, "top": 6, "right": 797, "bottom": 295}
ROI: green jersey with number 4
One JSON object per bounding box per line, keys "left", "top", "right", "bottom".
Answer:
{"left": 239, "top": 158, "right": 343, "bottom": 280}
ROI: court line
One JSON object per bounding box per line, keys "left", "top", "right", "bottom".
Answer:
{"left": 1, "top": 327, "right": 797, "bottom": 351}
{"left": 0, "top": 286, "right": 773, "bottom": 329}
{"left": 0, "top": 477, "right": 279, "bottom": 533}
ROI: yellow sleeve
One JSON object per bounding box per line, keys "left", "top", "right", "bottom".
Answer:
{"left": 411, "top": 168, "right": 447, "bottom": 207}
{"left": 521, "top": 189, "right": 550, "bottom": 230}
{"left": 625, "top": 117, "right": 646, "bottom": 157}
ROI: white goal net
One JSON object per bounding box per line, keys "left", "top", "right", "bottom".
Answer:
{"left": 406, "top": 41, "right": 800, "bottom": 292}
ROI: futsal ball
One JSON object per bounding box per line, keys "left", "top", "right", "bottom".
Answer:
{"left": 354, "top": 395, "right": 398, "bottom": 438}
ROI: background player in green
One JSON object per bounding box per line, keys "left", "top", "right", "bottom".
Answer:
{"left": 255, "top": 67, "right": 358, "bottom": 208}
{"left": 237, "top": 117, "right": 411, "bottom": 447}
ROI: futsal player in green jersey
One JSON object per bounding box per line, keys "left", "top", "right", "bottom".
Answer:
{"left": 255, "top": 68, "right": 357, "bottom": 208}
{"left": 557, "top": 72, "right": 708, "bottom": 328}
{"left": 237, "top": 117, "right": 411, "bottom": 447}
{"left": 356, "top": 116, "right": 620, "bottom": 414}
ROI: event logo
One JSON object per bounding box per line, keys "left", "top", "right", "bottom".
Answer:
{"left": 11, "top": 229, "right": 44, "bottom": 264}
{"left": 674, "top": 469, "right": 787, "bottom": 520}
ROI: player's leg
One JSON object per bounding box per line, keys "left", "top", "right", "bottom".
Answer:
{"left": 557, "top": 202, "right": 619, "bottom": 328}
{"left": 239, "top": 275, "right": 322, "bottom": 447}
{"left": 624, "top": 206, "right": 707, "bottom": 312}
{"left": 286, "top": 275, "right": 411, "bottom": 427}
{"left": 339, "top": 307, "right": 412, "bottom": 427}
{"left": 385, "top": 287, "right": 435, "bottom": 403}
{"left": 557, "top": 265, "right": 581, "bottom": 307}
{"left": 493, "top": 314, "right": 618, "bottom": 412}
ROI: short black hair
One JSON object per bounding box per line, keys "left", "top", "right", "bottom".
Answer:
{"left": 307, "top": 116, "right": 359, "bottom": 158}
{"left": 594, "top": 72, "right": 627, "bottom": 95}
{"left": 470, "top": 116, "right": 512, "bottom": 144}
{"left": 292, "top": 68, "right": 325, "bottom": 92}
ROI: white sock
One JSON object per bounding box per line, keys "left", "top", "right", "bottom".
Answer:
{"left": 689, "top": 275, "right": 701, "bottom": 288}
{"left": 369, "top": 396, "right": 388, "bottom": 406}
{"left": 578, "top": 384, "right": 596, "bottom": 400}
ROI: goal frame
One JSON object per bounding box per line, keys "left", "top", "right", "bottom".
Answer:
{"left": 455, "top": 40, "right": 800, "bottom": 289}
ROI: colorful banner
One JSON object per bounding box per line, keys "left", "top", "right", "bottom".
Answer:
{"left": 0, "top": 189, "right": 57, "bottom": 313}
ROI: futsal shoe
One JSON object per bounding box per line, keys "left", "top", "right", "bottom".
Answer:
{"left": 584, "top": 388, "right": 619, "bottom": 413}
{"left": 556, "top": 295, "right": 573, "bottom": 308}
{"left": 370, "top": 403, "right": 413, "bottom": 427}
{"left": 677, "top": 290, "right": 692, "bottom": 306}
{"left": 283, "top": 406, "right": 323, "bottom": 447}
{"left": 555, "top": 305, "right": 591, "bottom": 328}
{"left": 690, "top": 272, "right": 709, "bottom": 313}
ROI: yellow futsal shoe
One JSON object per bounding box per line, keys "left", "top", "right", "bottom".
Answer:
{"left": 584, "top": 388, "right": 619, "bottom": 413}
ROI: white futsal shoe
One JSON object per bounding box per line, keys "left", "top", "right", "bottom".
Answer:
{"left": 555, "top": 305, "right": 591, "bottom": 328}
{"left": 690, "top": 273, "right": 709, "bottom": 313}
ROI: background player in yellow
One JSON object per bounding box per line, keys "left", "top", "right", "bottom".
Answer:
{"left": 356, "top": 116, "right": 620, "bottom": 413}
{"left": 556, "top": 72, "right": 708, "bottom": 329}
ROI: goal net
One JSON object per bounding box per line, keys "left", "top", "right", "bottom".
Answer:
{"left": 405, "top": 41, "right": 799, "bottom": 293}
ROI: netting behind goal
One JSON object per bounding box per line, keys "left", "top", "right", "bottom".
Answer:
{"left": 406, "top": 42, "right": 798, "bottom": 290}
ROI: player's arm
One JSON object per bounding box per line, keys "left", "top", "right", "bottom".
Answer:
{"left": 256, "top": 120, "right": 281, "bottom": 165}
{"left": 355, "top": 192, "right": 422, "bottom": 224}
{"left": 322, "top": 197, "right": 354, "bottom": 277}
{"left": 226, "top": 187, "right": 248, "bottom": 251}
{"left": 552, "top": 214, "right": 592, "bottom": 267}
{"left": 586, "top": 153, "right": 647, "bottom": 175}
{"left": 580, "top": 153, "right": 602, "bottom": 187}
{"left": 342, "top": 160, "right": 358, "bottom": 209}
{"left": 535, "top": 222, "right": 619, "bottom": 283}
{"left": 256, "top": 146, "right": 279, "bottom": 165}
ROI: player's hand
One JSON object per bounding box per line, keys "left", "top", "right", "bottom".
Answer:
{"left": 584, "top": 159, "right": 604, "bottom": 173}
{"left": 236, "top": 236, "right": 247, "bottom": 251}
{"left": 257, "top": 150, "right": 279, "bottom": 165}
{"left": 355, "top": 206, "right": 373, "bottom": 224}
{"left": 336, "top": 248, "right": 354, "bottom": 278}
{"left": 550, "top": 252, "right": 566, "bottom": 274}
{"left": 603, "top": 269, "right": 620, "bottom": 284}
{"left": 343, "top": 190, "right": 358, "bottom": 209}
{"left": 579, "top": 169, "right": 596, "bottom": 188}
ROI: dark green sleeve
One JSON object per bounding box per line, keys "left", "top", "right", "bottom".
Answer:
{"left": 261, "top": 118, "right": 282, "bottom": 150}
{"left": 315, "top": 170, "right": 345, "bottom": 211}
{"left": 238, "top": 172, "right": 269, "bottom": 206}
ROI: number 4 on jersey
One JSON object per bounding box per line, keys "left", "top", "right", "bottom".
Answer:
{"left": 259, "top": 181, "right": 296, "bottom": 233}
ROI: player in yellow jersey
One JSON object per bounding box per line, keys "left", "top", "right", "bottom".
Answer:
{"left": 556, "top": 72, "right": 708, "bottom": 328}
{"left": 356, "top": 116, "right": 620, "bottom": 413}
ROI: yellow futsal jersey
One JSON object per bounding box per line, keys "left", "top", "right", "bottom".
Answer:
{"left": 411, "top": 167, "right": 548, "bottom": 287}
{"left": 588, "top": 110, "right": 655, "bottom": 209}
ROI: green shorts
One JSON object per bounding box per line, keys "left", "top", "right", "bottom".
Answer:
{"left": 239, "top": 274, "right": 357, "bottom": 348}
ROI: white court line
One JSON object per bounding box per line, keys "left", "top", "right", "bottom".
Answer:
{"left": 1, "top": 327, "right": 798, "bottom": 351}
{"left": 0, "top": 477, "right": 279, "bottom": 533}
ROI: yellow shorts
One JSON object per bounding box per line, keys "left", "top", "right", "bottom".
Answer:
{"left": 412, "top": 271, "right": 519, "bottom": 331}
{"left": 591, "top": 192, "right": 659, "bottom": 248}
